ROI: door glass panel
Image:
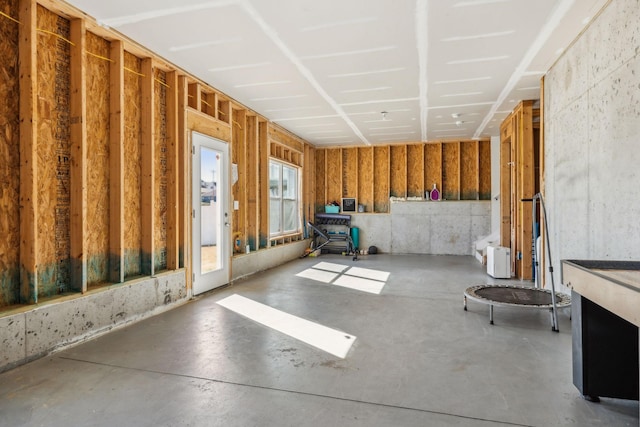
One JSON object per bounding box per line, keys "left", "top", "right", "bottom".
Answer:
{"left": 200, "top": 147, "right": 220, "bottom": 273}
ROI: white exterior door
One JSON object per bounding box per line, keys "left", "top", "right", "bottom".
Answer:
{"left": 192, "top": 132, "right": 230, "bottom": 295}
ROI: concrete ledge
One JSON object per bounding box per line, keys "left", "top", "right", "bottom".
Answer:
{"left": 232, "top": 240, "right": 310, "bottom": 281}
{"left": 0, "top": 269, "right": 188, "bottom": 373}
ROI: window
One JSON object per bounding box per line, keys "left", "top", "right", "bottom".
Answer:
{"left": 269, "top": 160, "right": 300, "bottom": 237}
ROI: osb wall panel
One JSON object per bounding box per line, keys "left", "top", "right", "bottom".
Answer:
{"left": 357, "top": 147, "right": 373, "bottom": 213}
{"left": 325, "top": 148, "right": 341, "bottom": 205}
{"left": 373, "top": 146, "right": 389, "bottom": 212}
{"left": 407, "top": 144, "right": 424, "bottom": 197}
{"left": 154, "top": 68, "right": 167, "bottom": 270}
{"left": 232, "top": 109, "right": 246, "bottom": 250}
{"left": 314, "top": 149, "right": 326, "bottom": 212}
{"left": 442, "top": 142, "right": 460, "bottom": 200}
{"left": 304, "top": 145, "right": 316, "bottom": 219}
{"left": 0, "top": 0, "right": 20, "bottom": 306}
{"left": 36, "top": 6, "right": 71, "bottom": 297}
{"left": 424, "top": 143, "right": 442, "bottom": 192}
{"left": 85, "top": 32, "right": 110, "bottom": 285}
{"left": 123, "top": 51, "right": 142, "bottom": 278}
{"left": 479, "top": 140, "right": 491, "bottom": 199}
{"left": 341, "top": 148, "right": 357, "bottom": 198}
{"left": 245, "top": 115, "right": 258, "bottom": 250}
{"left": 460, "top": 141, "right": 478, "bottom": 200}
{"left": 389, "top": 145, "right": 406, "bottom": 198}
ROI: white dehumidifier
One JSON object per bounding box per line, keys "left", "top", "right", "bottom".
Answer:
{"left": 487, "top": 245, "right": 511, "bottom": 278}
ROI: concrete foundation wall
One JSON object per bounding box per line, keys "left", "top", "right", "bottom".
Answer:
{"left": 231, "top": 240, "right": 310, "bottom": 281}
{"left": 1, "top": 270, "right": 188, "bottom": 373}
{"left": 350, "top": 201, "right": 490, "bottom": 255}
{"left": 544, "top": 0, "right": 640, "bottom": 292}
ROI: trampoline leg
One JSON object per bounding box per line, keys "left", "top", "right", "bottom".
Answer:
{"left": 489, "top": 305, "right": 494, "bottom": 325}
{"left": 550, "top": 308, "right": 559, "bottom": 332}
{"left": 463, "top": 295, "right": 467, "bottom": 311}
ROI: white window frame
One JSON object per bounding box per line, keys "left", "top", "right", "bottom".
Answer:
{"left": 269, "top": 159, "right": 301, "bottom": 237}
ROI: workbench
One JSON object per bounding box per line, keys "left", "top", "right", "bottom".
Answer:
{"left": 561, "top": 260, "right": 640, "bottom": 405}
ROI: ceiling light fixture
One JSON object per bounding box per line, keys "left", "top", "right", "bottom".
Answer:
{"left": 381, "top": 111, "right": 389, "bottom": 121}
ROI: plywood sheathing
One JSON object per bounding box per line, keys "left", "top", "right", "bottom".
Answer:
{"left": 303, "top": 143, "right": 316, "bottom": 228}
{"left": 19, "top": 0, "right": 38, "bottom": 304}
{"left": 245, "top": 115, "right": 258, "bottom": 251}
{"left": 341, "top": 148, "right": 357, "bottom": 199}
{"left": 407, "top": 144, "right": 424, "bottom": 198}
{"left": 390, "top": 145, "right": 407, "bottom": 198}
{"left": 164, "top": 71, "right": 179, "bottom": 271}
{"left": 232, "top": 108, "right": 246, "bottom": 253}
{"left": 325, "top": 148, "right": 341, "bottom": 205}
{"left": 316, "top": 140, "right": 490, "bottom": 214}
{"left": 153, "top": 68, "right": 167, "bottom": 271}
{"left": 314, "top": 149, "right": 326, "bottom": 214}
{"left": 258, "top": 120, "right": 269, "bottom": 248}
{"left": 85, "top": 31, "right": 110, "bottom": 287}
{"left": 357, "top": 147, "right": 373, "bottom": 213}
{"left": 109, "top": 40, "right": 125, "bottom": 283}
{"left": 442, "top": 142, "right": 460, "bottom": 201}
{"left": 36, "top": 5, "right": 71, "bottom": 298}
{"left": 460, "top": 141, "right": 479, "bottom": 200}
{"left": 140, "top": 58, "right": 154, "bottom": 275}
{"left": 0, "top": 0, "right": 20, "bottom": 306}
{"left": 499, "top": 100, "right": 539, "bottom": 280}
{"left": 478, "top": 140, "right": 491, "bottom": 200}
{"left": 177, "top": 76, "right": 188, "bottom": 268}
{"left": 123, "top": 51, "right": 142, "bottom": 278}
{"left": 69, "top": 18, "right": 87, "bottom": 293}
{"left": 425, "top": 143, "right": 443, "bottom": 197}
{"left": 373, "top": 146, "right": 390, "bottom": 212}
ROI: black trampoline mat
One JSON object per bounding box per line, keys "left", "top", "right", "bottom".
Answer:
{"left": 465, "top": 285, "right": 571, "bottom": 308}
{"left": 475, "top": 287, "right": 552, "bottom": 305}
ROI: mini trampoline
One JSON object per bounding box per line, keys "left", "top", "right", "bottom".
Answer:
{"left": 463, "top": 284, "right": 571, "bottom": 329}
{"left": 463, "top": 193, "right": 571, "bottom": 331}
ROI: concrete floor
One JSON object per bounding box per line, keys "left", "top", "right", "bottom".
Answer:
{"left": 0, "top": 255, "right": 637, "bottom": 426}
